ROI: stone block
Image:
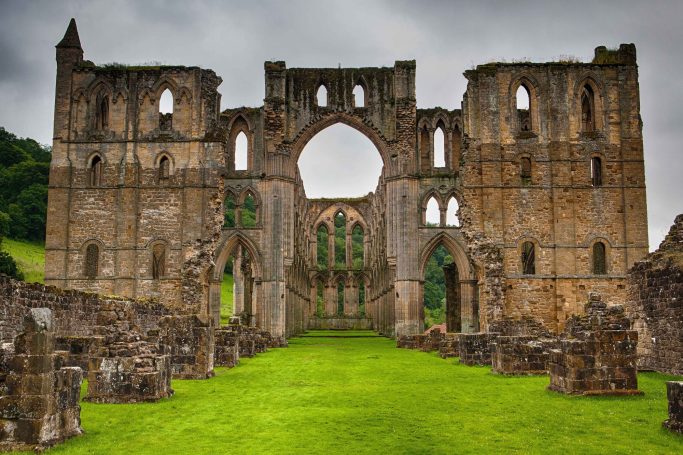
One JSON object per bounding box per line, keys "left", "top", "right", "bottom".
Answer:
{"left": 664, "top": 381, "right": 683, "bottom": 434}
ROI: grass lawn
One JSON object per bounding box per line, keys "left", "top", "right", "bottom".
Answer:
{"left": 39, "top": 331, "right": 681, "bottom": 454}
{"left": 1, "top": 237, "right": 45, "bottom": 283}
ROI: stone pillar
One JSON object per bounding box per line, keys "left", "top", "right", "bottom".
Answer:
{"left": 324, "top": 283, "right": 337, "bottom": 316}
{"left": 0, "top": 308, "right": 83, "bottom": 451}
{"left": 460, "top": 279, "right": 479, "bottom": 333}
{"left": 345, "top": 283, "right": 358, "bottom": 315}
{"left": 664, "top": 381, "right": 683, "bottom": 434}
{"left": 346, "top": 232, "right": 352, "bottom": 268}
{"left": 328, "top": 229, "right": 335, "bottom": 270}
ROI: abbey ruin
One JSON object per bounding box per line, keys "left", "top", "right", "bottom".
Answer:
{"left": 43, "top": 20, "right": 649, "bottom": 340}
{"left": 3, "top": 19, "right": 683, "bottom": 449}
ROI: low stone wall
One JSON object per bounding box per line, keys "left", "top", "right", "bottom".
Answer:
{"left": 439, "top": 333, "right": 460, "bottom": 358}
{"left": 491, "top": 336, "right": 557, "bottom": 375}
{"left": 0, "top": 309, "right": 83, "bottom": 452}
{"left": 85, "top": 325, "right": 173, "bottom": 403}
{"left": 397, "top": 329, "right": 444, "bottom": 352}
{"left": 664, "top": 381, "right": 683, "bottom": 434}
{"left": 159, "top": 315, "right": 214, "bottom": 379}
{"left": 548, "top": 295, "right": 641, "bottom": 395}
{"left": 0, "top": 276, "right": 170, "bottom": 343}
{"left": 459, "top": 332, "right": 498, "bottom": 366}
{"left": 214, "top": 329, "right": 240, "bottom": 368}
{"left": 625, "top": 214, "right": 683, "bottom": 376}
{"left": 307, "top": 317, "right": 373, "bottom": 330}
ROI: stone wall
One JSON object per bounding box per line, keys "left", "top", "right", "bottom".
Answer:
{"left": 548, "top": 295, "right": 640, "bottom": 395}
{"left": 0, "top": 309, "right": 82, "bottom": 451}
{"left": 626, "top": 214, "right": 683, "bottom": 375}
{"left": 458, "top": 332, "right": 498, "bottom": 366}
{"left": 0, "top": 276, "right": 170, "bottom": 344}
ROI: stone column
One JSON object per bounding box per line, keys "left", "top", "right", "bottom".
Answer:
{"left": 460, "top": 279, "right": 479, "bottom": 333}
{"left": 233, "top": 246, "right": 244, "bottom": 314}
{"left": 444, "top": 263, "right": 461, "bottom": 332}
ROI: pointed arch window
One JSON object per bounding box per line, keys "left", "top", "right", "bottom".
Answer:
{"left": 158, "top": 156, "right": 170, "bottom": 181}
{"left": 159, "top": 88, "right": 173, "bottom": 131}
{"left": 591, "top": 157, "right": 603, "bottom": 187}
{"left": 152, "top": 243, "right": 166, "bottom": 279}
{"left": 317, "top": 225, "right": 329, "bottom": 269}
{"left": 353, "top": 84, "right": 366, "bottom": 108}
{"left": 96, "top": 94, "right": 109, "bottom": 130}
{"left": 593, "top": 242, "right": 607, "bottom": 275}
{"left": 235, "top": 131, "right": 248, "bottom": 171}
{"left": 581, "top": 85, "right": 595, "bottom": 133}
{"left": 521, "top": 241, "right": 536, "bottom": 275}
{"left": 337, "top": 280, "right": 345, "bottom": 315}
{"left": 316, "top": 85, "right": 328, "bottom": 107}
{"left": 521, "top": 157, "right": 532, "bottom": 185}
{"left": 425, "top": 197, "right": 440, "bottom": 226}
{"left": 334, "top": 211, "right": 346, "bottom": 268}
{"left": 89, "top": 155, "right": 103, "bottom": 187}
{"left": 84, "top": 244, "right": 99, "bottom": 278}
{"left": 352, "top": 224, "right": 364, "bottom": 269}
{"left": 433, "top": 122, "right": 446, "bottom": 167}
{"left": 516, "top": 84, "right": 531, "bottom": 132}
{"left": 446, "top": 197, "right": 460, "bottom": 227}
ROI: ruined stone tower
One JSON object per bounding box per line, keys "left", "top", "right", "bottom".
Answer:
{"left": 46, "top": 19, "right": 648, "bottom": 338}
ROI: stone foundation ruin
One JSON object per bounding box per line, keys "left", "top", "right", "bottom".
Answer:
{"left": 0, "top": 309, "right": 83, "bottom": 451}
{"left": 548, "top": 294, "right": 641, "bottom": 395}
{"left": 665, "top": 381, "right": 683, "bottom": 434}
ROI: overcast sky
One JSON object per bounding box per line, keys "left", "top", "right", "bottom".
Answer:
{"left": 0, "top": 0, "right": 681, "bottom": 250}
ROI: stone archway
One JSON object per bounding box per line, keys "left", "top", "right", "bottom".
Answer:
{"left": 419, "top": 232, "right": 478, "bottom": 333}
{"left": 208, "top": 233, "right": 263, "bottom": 328}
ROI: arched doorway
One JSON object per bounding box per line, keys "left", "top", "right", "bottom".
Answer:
{"left": 420, "top": 233, "right": 478, "bottom": 333}
{"left": 209, "top": 234, "right": 263, "bottom": 328}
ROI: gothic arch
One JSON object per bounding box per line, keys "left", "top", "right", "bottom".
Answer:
{"left": 574, "top": 74, "right": 605, "bottom": 132}
{"left": 290, "top": 112, "right": 390, "bottom": 168}
{"left": 509, "top": 74, "right": 541, "bottom": 134}
{"left": 418, "top": 232, "right": 474, "bottom": 280}
{"left": 211, "top": 232, "right": 263, "bottom": 283}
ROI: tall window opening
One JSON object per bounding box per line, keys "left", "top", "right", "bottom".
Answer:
{"left": 159, "top": 89, "right": 173, "bottom": 131}
{"left": 317, "top": 225, "right": 329, "bottom": 269}
{"left": 95, "top": 94, "right": 109, "bottom": 130}
{"left": 235, "top": 131, "right": 248, "bottom": 171}
{"left": 521, "top": 157, "right": 532, "bottom": 185}
{"left": 242, "top": 192, "right": 257, "bottom": 228}
{"left": 220, "top": 247, "right": 253, "bottom": 326}
{"left": 358, "top": 281, "right": 366, "bottom": 317}
{"left": 423, "top": 244, "right": 455, "bottom": 330}
{"left": 433, "top": 122, "right": 446, "bottom": 167}
{"left": 516, "top": 85, "right": 531, "bottom": 132}
{"left": 425, "top": 197, "right": 440, "bottom": 226}
{"left": 159, "top": 156, "right": 170, "bottom": 181}
{"left": 521, "top": 241, "right": 536, "bottom": 275}
{"left": 353, "top": 85, "right": 365, "bottom": 108}
{"left": 446, "top": 197, "right": 460, "bottom": 227}
{"left": 591, "top": 157, "right": 603, "bottom": 187}
{"left": 334, "top": 212, "right": 346, "bottom": 268}
{"left": 352, "top": 224, "right": 364, "bottom": 269}
{"left": 89, "top": 155, "right": 103, "bottom": 187}
{"left": 298, "top": 123, "right": 383, "bottom": 198}
{"left": 593, "top": 242, "right": 607, "bottom": 275}
{"left": 84, "top": 244, "right": 99, "bottom": 278}
{"left": 316, "top": 281, "right": 325, "bottom": 317}
{"left": 420, "top": 125, "right": 430, "bottom": 172}
{"left": 581, "top": 84, "right": 595, "bottom": 132}
{"left": 316, "top": 85, "right": 328, "bottom": 107}
{"left": 223, "top": 193, "right": 236, "bottom": 228}
{"left": 152, "top": 244, "right": 166, "bottom": 279}
{"left": 337, "top": 280, "right": 345, "bottom": 315}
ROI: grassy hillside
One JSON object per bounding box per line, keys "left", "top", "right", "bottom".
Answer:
{"left": 1, "top": 237, "right": 44, "bottom": 283}
{"left": 34, "top": 332, "right": 682, "bottom": 454}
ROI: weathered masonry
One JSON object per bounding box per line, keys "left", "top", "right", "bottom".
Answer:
{"left": 46, "top": 19, "right": 648, "bottom": 339}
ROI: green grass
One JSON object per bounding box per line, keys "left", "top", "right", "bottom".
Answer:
{"left": 220, "top": 272, "right": 234, "bottom": 325}
{"left": 1, "top": 237, "right": 45, "bottom": 283}
{"left": 39, "top": 331, "right": 681, "bottom": 454}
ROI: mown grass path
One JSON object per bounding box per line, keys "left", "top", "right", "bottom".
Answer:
{"left": 46, "top": 331, "right": 681, "bottom": 454}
